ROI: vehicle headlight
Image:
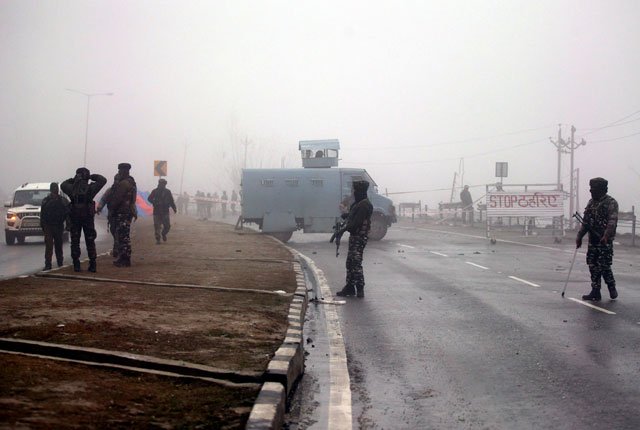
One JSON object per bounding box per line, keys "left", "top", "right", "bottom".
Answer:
{"left": 6, "top": 213, "right": 17, "bottom": 220}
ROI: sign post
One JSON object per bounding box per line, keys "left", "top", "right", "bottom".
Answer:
{"left": 154, "top": 160, "right": 167, "bottom": 177}
{"left": 495, "top": 162, "right": 508, "bottom": 185}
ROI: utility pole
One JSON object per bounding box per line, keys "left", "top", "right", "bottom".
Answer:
{"left": 549, "top": 124, "right": 566, "bottom": 191}
{"left": 567, "top": 125, "right": 586, "bottom": 229}
{"left": 242, "top": 137, "right": 251, "bottom": 169}
{"left": 179, "top": 141, "right": 188, "bottom": 194}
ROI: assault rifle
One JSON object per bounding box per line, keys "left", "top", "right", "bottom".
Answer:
{"left": 329, "top": 218, "right": 347, "bottom": 257}
{"left": 573, "top": 212, "right": 601, "bottom": 242}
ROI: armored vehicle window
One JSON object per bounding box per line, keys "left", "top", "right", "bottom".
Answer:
{"left": 285, "top": 179, "right": 299, "bottom": 187}
{"left": 261, "top": 179, "right": 274, "bottom": 187}
{"left": 311, "top": 179, "right": 324, "bottom": 187}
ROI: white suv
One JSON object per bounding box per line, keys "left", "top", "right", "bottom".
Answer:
{"left": 4, "top": 183, "right": 68, "bottom": 245}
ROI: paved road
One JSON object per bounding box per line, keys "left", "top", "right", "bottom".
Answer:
{"left": 0, "top": 215, "right": 114, "bottom": 280}
{"left": 288, "top": 224, "right": 640, "bottom": 429}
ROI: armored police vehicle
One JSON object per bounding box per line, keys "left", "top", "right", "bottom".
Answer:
{"left": 240, "top": 140, "right": 396, "bottom": 242}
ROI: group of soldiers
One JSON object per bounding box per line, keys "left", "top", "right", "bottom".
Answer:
{"left": 333, "top": 177, "right": 621, "bottom": 303}
{"left": 39, "top": 172, "right": 620, "bottom": 303}
{"left": 192, "top": 189, "right": 239, "bottom": 220}
{"left": 40, "top": 163, "right": 178, "bottom": 273}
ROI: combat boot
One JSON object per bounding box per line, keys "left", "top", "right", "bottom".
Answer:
{"left": 113, "top": 257, "right": 131, "bottom": 267}
{"left": 356, "top": 286, "right": 365, "bottom": 298}
{"left": 73, "top": 259, "right": 81, "bottom": 272}
{"left": 43, "top": 262, "right": 52, "bottom": 271}
{"left": 582, "top": 288, "right": 601, "bottom": 301}
{"left": 57, "top": 259, "right": 64, "bottom": 267}
{"left": 336, "top": 285, "right": 356, "bottom": 297}
{"left": 162, "top": 233, "right": 167, "bottom": 242}
{"left": 607, "top": 285, "right": 618, "bottom": 300}
{"left": 88, "top": 260, "right": 97, "bottom": 273}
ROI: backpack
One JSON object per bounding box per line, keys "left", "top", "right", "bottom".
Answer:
{"left": 70, "top": 180, "right": 94, "bottom": 217}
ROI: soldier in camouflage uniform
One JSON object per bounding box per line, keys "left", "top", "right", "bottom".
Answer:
{"left": 576, "top": 177, "right": 619, "bottom": 301}
{"left": 336, "top": 180, "right": 374, "bottom": 298}
{"left": 109, "top": 163, "right": 137, "bottom": 267}
{"left": 97, "top": 174, "right": 121, "bottom": 258}
{"left": 60, "top": 168, "right": 107, "bottom": 272}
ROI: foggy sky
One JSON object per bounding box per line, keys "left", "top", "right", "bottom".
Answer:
{"left": 1, "top": 0, "right": 639, "bottom": 213}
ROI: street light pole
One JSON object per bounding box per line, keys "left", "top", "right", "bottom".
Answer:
{"left": 66, "top": 89, "right": 113, "bottom": 166}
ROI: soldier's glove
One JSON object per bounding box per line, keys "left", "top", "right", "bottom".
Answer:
{"left": 340, "top": 213, "right": 348, "bottom": 220}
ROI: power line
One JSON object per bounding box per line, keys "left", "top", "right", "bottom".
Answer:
{"left": 580, "top": 109, "right": 640, "bottom": 137}
{"left": 588, "top": 130, "right": 640, "bottom": 143}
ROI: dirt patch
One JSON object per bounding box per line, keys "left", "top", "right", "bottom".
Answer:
{"left": 0, "top": 354, "right": 258, "bottom": 429}
{"left": 0, "top": 216, "right": 298, "bottom": 427}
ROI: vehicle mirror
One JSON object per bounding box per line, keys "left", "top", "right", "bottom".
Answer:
{"left": 3, "top": 201, "right": 11, "bottom": 208}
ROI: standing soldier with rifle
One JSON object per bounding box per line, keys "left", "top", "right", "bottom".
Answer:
{"left": 576, "top": 177, "right": 619, "bottom": 301}
{"left": 335, "top": 180, "right": 373, "bottom": 298}
{"left": 96, "top": 174, "right": 120, "bottom": 259}
{"left": 109, "top": 163, "right": 137, "bottom": 267}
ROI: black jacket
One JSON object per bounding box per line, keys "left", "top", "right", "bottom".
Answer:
{"left": 148, "top": 187, "right": 177, "bottom": 215}
{"left": 61, "top": 174, "right": 107, "bottom": 218}
{"left": 40, "top": 193, "right": 69, "bottom": 226}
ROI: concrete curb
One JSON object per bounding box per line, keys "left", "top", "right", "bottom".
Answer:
{"left": 0, "top": 337, "right": 262, "bottom": 384}
{"left": 246, "top": 258, "right": 309, "bottom": 430}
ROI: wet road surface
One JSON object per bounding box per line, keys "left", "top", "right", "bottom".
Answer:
{"left": 287, "top": 224, "right": 640, "bottom": 429}
{"left": 1, "top": 216, "right": 115, "bottom": 279}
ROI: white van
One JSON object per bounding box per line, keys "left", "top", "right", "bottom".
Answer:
{"left": 4, "top": 183, "right": 68, "bottom": 245}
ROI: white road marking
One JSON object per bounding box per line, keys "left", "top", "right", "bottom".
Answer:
{"left": 568, "top": 298, "right": 616, "bottom": 315}
{"left": 508, "top": 276, "right": 540, "bottom": 287}
{"left": 466, "top": 261, "right": 489, "bottom": 270}
{"left": 296, "top": 252, "right": 353, "bottom": 429}
{"left": 398, "top": 244, "right": 415, "bottom": 249}
{"left": 430, "top": 251, "right": 448, "bottom": 257}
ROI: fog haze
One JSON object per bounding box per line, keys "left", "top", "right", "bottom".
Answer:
{"left": 1, "top": 0, "right": 639, "bottom": 212}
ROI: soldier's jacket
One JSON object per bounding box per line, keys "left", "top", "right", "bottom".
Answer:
{"left": 108, "top": 176, "right": 137, "bottom": 216}
{"left": 579, "top": 195, "right": 618, "bottom": 245}
{"left": 345, "top": 198, "right": 373, "bottom": 236}
{"left": 40, "top": 194, "right": 70, "bottom": 226}
{"left": 60, "top": 175, "right": 107, "bottom": 218}
{"left": 148, "top": 187, "right": 177, "bottom": 215}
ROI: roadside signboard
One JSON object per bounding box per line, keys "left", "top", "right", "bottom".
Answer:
{"left": 486, "top": 191, "right": 564, "bottom": 217}
{"left": 154, "top": 160, "right": 167, "bottom": 177}
{"left": 495, "top": 162, "right": 508, "bottom": 178}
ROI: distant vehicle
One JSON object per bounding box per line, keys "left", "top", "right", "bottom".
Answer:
{"left": 4, "top": 182, "right": 68, "bottom": 245}
{"left": 240, "top": 140, "right": 396, "bottom": 242}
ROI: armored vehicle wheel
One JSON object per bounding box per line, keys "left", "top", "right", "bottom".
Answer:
{"left": 368, "top": 213, "right": 388, "bottom": 241}
{"left": 5, "top": 231, "right": 16, "bottom": 245}
{"left": 16, "top": 235, "right": 26, "bottom": 244}
{"left": 270, "top": 231, "right": 293, "bottom": 243}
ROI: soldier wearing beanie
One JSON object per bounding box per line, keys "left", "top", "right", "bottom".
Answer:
{"left": 40, "top": 182, "right": 70, "bottom": 270}
{"left": 576, "top": 177, "right": 619, "bottom": 301}
{"left": 148, "top": 178, "right": 177, "bottom": 244}
{"left": 336, "top": 180, "right": 374, "bottom": 298}
{"left": 109, "top": 163, "right": 137, "bottom": 267}
{"left": 60, "top": 167, "right": 107, "bottom": 272}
